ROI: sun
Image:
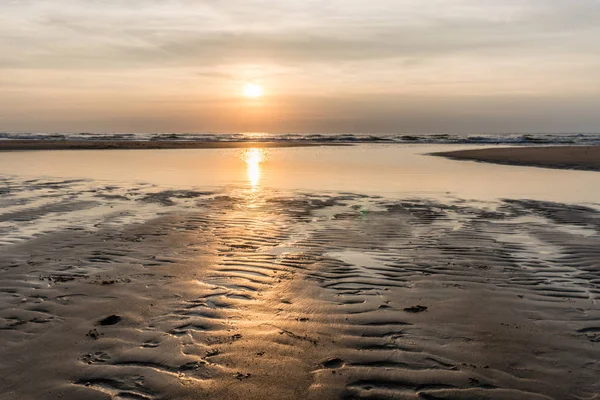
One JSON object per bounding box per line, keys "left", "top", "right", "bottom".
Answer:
{"left": 243, "top": 83, "right": 263, "bottom": 98}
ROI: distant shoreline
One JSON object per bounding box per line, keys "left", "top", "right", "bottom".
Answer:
{"left": 432, "top": 145, "right": 600, "bottom": 172}
{"left": 0, "top": 140, "right": 347, "bottom": 151}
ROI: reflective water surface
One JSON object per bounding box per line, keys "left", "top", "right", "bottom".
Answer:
{"left": 0, "top": 144, "right": 599, "bottom": 203}
{"left": 1, "top": 145, "right": 600, "bottom": 399}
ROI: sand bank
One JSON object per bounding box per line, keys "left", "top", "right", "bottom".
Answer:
{"left": 433, "top": 145, "right": 600, "bottom": 171}
{"left": 0, "top": 140, "right": 342, "bottom": 151}
{"left": 1, "top": 177, "right": 599, "bottom": 399}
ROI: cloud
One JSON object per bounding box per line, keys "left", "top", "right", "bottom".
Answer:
{"left": 1, "top": 0, "right": 600, "bottom": 132}
{"left": 1, "top": 0, "right": 599, "bottom": 69}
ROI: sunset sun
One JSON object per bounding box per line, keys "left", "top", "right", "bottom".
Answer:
{"left": 1, "top": 2, "right": 597, "bottom": 399}
{"left": 243, "top": 83, "right": 263, "bottom": 98}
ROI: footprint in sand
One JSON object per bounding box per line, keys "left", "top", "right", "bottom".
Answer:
{"left": 96, "top": 315, "right": 122, "bottom": 326}
{"left": 322, "top": 358, "right": 345, "bottom": 369}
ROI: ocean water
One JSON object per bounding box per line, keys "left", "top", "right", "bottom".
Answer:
{"left": 2, "top": 131, "right": 600, "bottom": 145}
{"left": 1, "top": 144, "right": 599, "bottom": 204}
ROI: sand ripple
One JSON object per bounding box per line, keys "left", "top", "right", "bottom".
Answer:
{"left": 1, "top": 178, "right": 599, "bottom": 399}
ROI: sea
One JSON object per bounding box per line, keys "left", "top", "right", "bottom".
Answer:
{"left": 2, "top": 131, "right": 600, "bottom": 145}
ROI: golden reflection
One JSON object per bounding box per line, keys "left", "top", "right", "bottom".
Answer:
{"left": 240, "top": 148, "right": 268, "bottom": 188}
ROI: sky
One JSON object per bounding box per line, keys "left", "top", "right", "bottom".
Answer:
{"left": 1, "top": 0, "right": 600, "bottom": 134}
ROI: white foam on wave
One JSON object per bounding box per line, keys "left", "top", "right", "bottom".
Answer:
{"left": 2, "top": 131, "right": 600, "bottom": 145}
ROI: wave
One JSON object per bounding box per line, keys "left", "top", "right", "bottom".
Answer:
{"left": 1, "top": 132, "right": 600, "bottom": 145}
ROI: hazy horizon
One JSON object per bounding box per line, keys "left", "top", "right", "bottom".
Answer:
{"left": 2, "top": 1, "right": 600, "bottom": 134}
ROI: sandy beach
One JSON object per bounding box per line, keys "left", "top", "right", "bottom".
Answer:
{"left": 3, "top": 0, "right": 600, "bottom": 397}
{"left": 433, "top": 146, "right": 600, "bottom": 171}
{"left": 1, "top": 146, "right": 599, "bottom": 399}
{"left": 0, "top": 140, "right": 335, "bottom": 152}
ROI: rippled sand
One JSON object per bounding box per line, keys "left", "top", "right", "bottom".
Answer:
{"left": 1, "top": 177, "right": 599, "bottom": 399}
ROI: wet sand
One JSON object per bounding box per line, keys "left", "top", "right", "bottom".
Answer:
{"left": 433, "top": 145, "right": 600, "bottom": 171}
{"left": 1, "top": 177, "right": 599, "bottom": 399}
{"left": 0, "top": 140, "right": 339, "bottom": 151}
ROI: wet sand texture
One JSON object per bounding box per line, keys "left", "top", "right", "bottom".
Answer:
{"left": 433, "top": 145, "right": 600, "bottom": 171}
{"left": 0, "top": 178, "right": 599, "bottom": 399}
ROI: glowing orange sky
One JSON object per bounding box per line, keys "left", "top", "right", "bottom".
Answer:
{"left": 1, "top": 1, "right": 599, "bottom": 133}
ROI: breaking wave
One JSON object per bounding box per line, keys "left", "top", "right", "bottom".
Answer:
{"left": 2, "top": 132, "right": 600, "bottom": 145}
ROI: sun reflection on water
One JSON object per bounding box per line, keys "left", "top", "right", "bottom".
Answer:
{"left": 240, "top": 148, "right": 268, "bottom": 188}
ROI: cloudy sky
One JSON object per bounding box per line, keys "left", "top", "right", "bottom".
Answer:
{"left": 1, "top": 0, "right": 599, "bottom": 133}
